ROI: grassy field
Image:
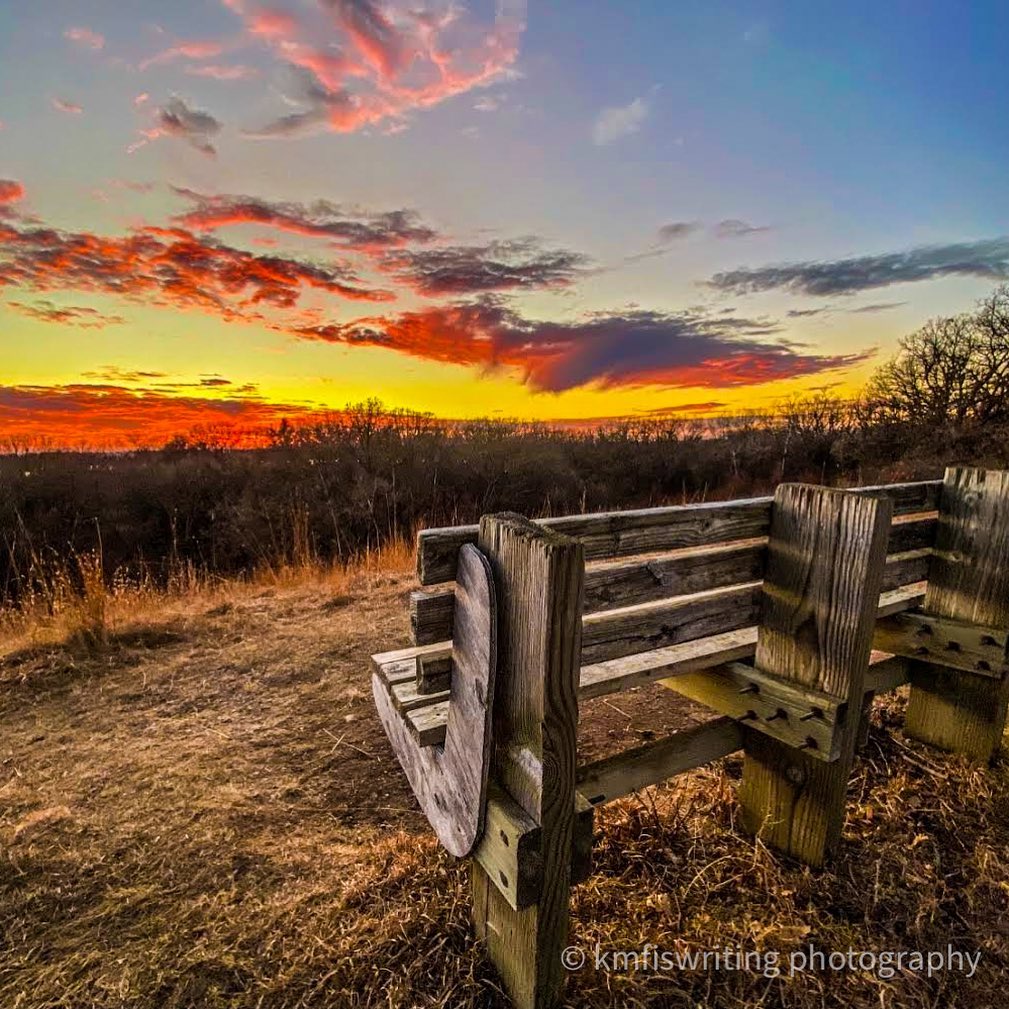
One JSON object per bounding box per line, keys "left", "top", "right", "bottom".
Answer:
{"left": 1, "top": 554, "right": 1008, "bottom": 1008}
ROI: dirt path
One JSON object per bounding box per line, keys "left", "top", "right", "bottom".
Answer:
{"left": 2, "top": 574, "right": 1006, "bottom": 1009}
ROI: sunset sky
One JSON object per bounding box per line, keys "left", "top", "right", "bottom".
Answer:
{"left": 2, "top": 1, "right": 1009, "bottom": 446}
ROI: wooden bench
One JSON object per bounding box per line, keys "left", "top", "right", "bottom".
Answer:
{"left": 370, "top": 467, "right": 1009, "bottom": 1009}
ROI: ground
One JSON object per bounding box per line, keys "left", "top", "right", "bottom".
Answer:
{"left": 1, "top": 569, "right": 1008, "bottom": 1008}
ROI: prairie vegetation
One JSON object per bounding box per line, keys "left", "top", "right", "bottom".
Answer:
{"left": 4, "top": 289, "right": 1008, "bottom": 617}
{"left": 2, "top": 288, "right": 1009, "bottom": 1008}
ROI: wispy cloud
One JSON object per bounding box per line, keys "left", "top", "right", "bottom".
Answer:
{"left": 221, "top": 0, "right": 527, "bottom": 139}
{"left": 709, "top": 238, "right": 1009, "bottom": 296}
{"left": 173, "top": 189, "right": 437, "bottom": 251}
{"left": 139, "top": 40, "right": 225, "bottom": 71}
{"left": 658, "top": 221, "right": 701, "bottom": 243}
{"left": 184, "top": 63, "right": 259, "bottom": 81}
{"left": 380, "top": 238, "right": 591, "bottom": 296}
{"left": 64, "top": 26, "right": 105, "bottom": 51}
{"left": 624, "top": 220, "right": 701, "bottom": 264}
{"left": 131, "top": 96, "right": 222, "bottom": 157}
{"left": 7, "top": 300, "right": 126, "bottom": 328}
{"left": 52, "top": 98, "right": 84, "bottom": 115}
{"left": 592, "top": 96, "right": 649, "bottom": 146}
{"left": 714, "top": 219, "right": 771, "bottom": 239}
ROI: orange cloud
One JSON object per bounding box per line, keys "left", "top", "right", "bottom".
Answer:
{"left": 0, "top": 382, "right": 324, "bottom": 449}
{"left": 291, "top": 300, "right": 874, "bottom": 392}
{"left": 0, "top": 216, "right": 393, "bottom": 324}
{"left": 0, "top": 180, "right": 24, "bottom": 206}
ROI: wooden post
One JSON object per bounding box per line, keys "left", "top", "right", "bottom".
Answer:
{"left": 905, "top": 467, "right": 1009, "bottom": 763}
{"left": 471, "top": 513, "right": 584, "bottom": 1009}
{"left": 739, "top": 484, "right": 892, "bottom": 867}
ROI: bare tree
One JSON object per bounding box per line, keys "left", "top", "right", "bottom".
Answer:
{"left": 867, "top": 285, "right": 1009, "bottom": 425}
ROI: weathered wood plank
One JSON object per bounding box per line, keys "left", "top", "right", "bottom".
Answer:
{"left": 379, "top": 583, "right": 928, "bottom": 749}
{"left": 416, "top": 653, "right": 452, "bottom": 694}
{"left": 580, "top": 583, "right": 761, "bottom": 665}
{"left": 470, "top": 513, "right": 584, "bottom": 1009}
{"left": 410, "top": 524, "right": 935, "bottom": 646}
{"left": 472, "top": 786, "right": 595, "bottom": 913}
{"left": 371, "top": 543, "right": 498, "bottom": 858}
{"left": 579, "top": 626, "right": 759, "bottom": 699}
{"left": 411, "top": 587, "right": 455, "bottom": 645}
{"left": 873, "top": 610, "right": 1008, "bottom": 679}
{"left": 663, "top": 660, "right": 845, "bottom": 760}
{"left": 417, "top": 480, "right": 940, "bottom": 585}
{"left": 577, "top": 718, "right": 743, "bottom": 805}
{"left": 905, "top": 467, "right": 1009, "bottom": 762}
{"left": 739, "top": 484, "right": 892, "bottom": 867}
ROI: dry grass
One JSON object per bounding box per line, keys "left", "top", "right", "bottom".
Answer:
{"left": 1, "top": 568, "right": 1008, "bottom": 1009}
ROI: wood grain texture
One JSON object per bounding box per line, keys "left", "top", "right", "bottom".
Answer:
{"left": 663, "top": 661, "right": 845, "bottom": 760}
{"left": 417, "top": 481, "right": 939, "bottom": 585}
{"left": 409, "top": 524, "right": 935, "bottom": 647}
{"left": 739, "top": 484, "right": 893, "bottom": 867}
{"left": 472, "top": 786, "right": 596, "bottom": 912}
{"left": 469, "top": 513, "right": 584, "bottom": 1009}
{"left": 873, "top": 610, "right": 1008, "bottom": 678}
{"left": 378, "top": 584, "right": 928, "bottom": 749}
{"left": 371, "top": 543, "right": 497, "bottom": 857}
{"left": 577, "top": 718, "right": 743, "bottom": 805}
{"left": 905, "top": 467, "right": 1009, "bottom": 761}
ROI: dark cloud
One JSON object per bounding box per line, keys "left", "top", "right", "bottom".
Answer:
{"left": 709, "top": 238, "right": 1009, "bottom": 296}
{"left": 7, "top": 300, "right": 126, "bottom": 328}
{"left": 848, "top": 301, "right": 908, "bottom": 313}
{"left": 657, "top": 221, "right": 701, "bottom": 243}
{"left": 714, "top": 219, "right": 772, "bottom": 239}
{"left": 81, "top": 366, "right": 169, "bottom": 382}
{"left": 290, "top": 298, "right": 872, "bottom": 392}
{"left": 174, "top": 189, "right": 437, "bottom": 251}
{"left": 381, "top": 239, "right": 591, "bottom": 296}
{"left": 242, "top": 65, "right": 354, "bottom": 139}
{"left": 135, "top": 97, "right": 222, "bottom": 157}
{"left": 786, "top": 307, "right": 830, "bottom": 318}
{"left": 786, "top": 301, "right": 907, "bottom": 319}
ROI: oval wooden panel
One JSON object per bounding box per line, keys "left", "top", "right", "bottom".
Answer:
{"left": 373, "top": 543, "right": 498, "bottom": 857}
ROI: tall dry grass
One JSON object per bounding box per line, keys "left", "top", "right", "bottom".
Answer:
{"left": 0, "top": 520, "right": 415, "bottom": 660}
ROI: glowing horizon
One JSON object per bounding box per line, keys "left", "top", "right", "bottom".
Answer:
{"left": 2, "top": 2, "right": 1008, "bottom": 448}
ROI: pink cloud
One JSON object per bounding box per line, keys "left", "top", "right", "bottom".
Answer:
{"left": 184, "top": 63, "right": 259, "bottom": 81}
{"left": 134, "top": 93, "right": 150, "bottom": 106}
{"left": 218, "top": 0, "right": 527, "bottom": 138}
{"left": 52, "top": 98, "right": 84, "bottom": 115}
{"left": 64, "top": 26, "right": 105, "bottom": 50}
{"left": 249, "top": 9, "right": 300, "bottom": 38}
{"left": 140, "top": 40, "right": 225, "bottom": 70}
